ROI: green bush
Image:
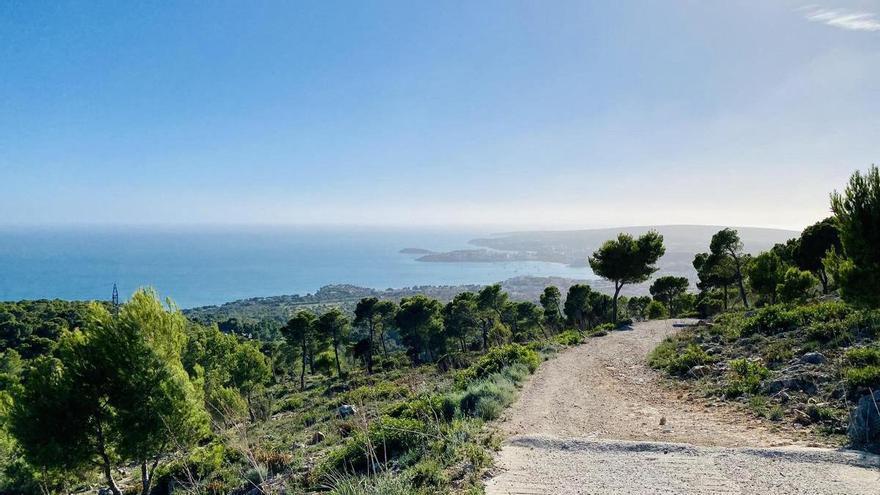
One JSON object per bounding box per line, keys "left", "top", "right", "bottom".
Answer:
{"left": 326, "top": 472, "right": 416, "bottom": 495}
{"left": 591, "top": 323, "right": 615, "bottom": 336}
{"left": 454, "top": 344, "right": 539, "bottom": 388}
{"left": 845, "top": 366, "right": 880, "bottom": 392}
{"left": 406, "top": 458, "right": 448, "bottom": 488}
{"left": 385, "top": 394, "right": 453, "bottom": 422}
{"left": 324, "top": 416, "right": 429, "bottom": 473}
{"left": 646, "top": 301, "right": 667, "bottom": 319}
{"left": 760, "top": 339, "right": 794, "bottom": 365}
{"left": 742, "top": 306, "right": 801, "bottom": 336}
{"left": 648, "top": 340, "right": 713, "bottom": 376}
{"left": 554, "top": 330, "right": 582, "bottom": 346}
{"left": 342, "top": 382, "right": 409, "bottom": 406}
{"left": 459, "top": 374, "right": 517, "bottom": 420}
{"left": 845, "top": 346, "right": 880, "bottom": 367}
{"left": 724, "top": 359, "right": 769, "bottom": 397}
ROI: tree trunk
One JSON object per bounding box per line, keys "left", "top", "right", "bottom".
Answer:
{"left": 247, "top": 392, "right": 255, "bottom": 422}
{"left": 139, "top": 456, "right": 161, "bottom": 495}
{"left": 333, "top": 337, "right": 342, "bottom": 377}
{"left": 818, "top": 268, "right": 829, "bottom": 294}
{"left": 481, "top": 320, "right": 489, "bottom": 350}
{"left": 722, "top": 285, "right": 729, "bottom": 310}
{"left": 96, "top": 423, "right": 122, "bottom": 495}
{"left": 300, "top": 339, "right": 307, "bottom": 390}
{"left": 459, "top": 336, "right": 466, "bottom": 353}
{"left": 612, "top": 282, "right": 622, "bottom": 325}
{"left": 732, "top": 255, "right": 750, "bottom": 309}
{"left": 380, "top": 328, "right": 388, "bottom": 358}
{"left": 366, "top": 321, "right": 374, "bottom": 374}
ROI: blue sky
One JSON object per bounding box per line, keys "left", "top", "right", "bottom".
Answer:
{"left": 1, "top": 1, "right": 878, "bottom": 229}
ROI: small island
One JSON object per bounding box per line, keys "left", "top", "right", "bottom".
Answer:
{"left": 399, "top": 247, "right": 435, "bottom": 254}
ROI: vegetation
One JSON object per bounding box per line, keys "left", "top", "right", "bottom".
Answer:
{"left": 650, "top": 166, "right": 880, "bottom": 452}
{"left": 0, "top": 272, "right": 643, "bottom": 494}
{"left": 588, "top": 231, "right": 665, "bottom": 324}
{"left": 831, "top": 165, "right": 880, "bottom": 308}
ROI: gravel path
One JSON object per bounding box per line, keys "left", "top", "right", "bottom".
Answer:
{"left": 485, "top": 319, "right": 880, "bottom": 494}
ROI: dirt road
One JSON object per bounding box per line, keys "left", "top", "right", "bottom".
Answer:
{"left": 484, "top": 319, "right": 880, "bottom": 494}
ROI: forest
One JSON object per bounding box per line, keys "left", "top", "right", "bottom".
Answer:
{"left": 1, "top": 165, "right": 879, "bottom": 494}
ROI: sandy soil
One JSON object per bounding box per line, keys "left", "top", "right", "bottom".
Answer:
{"left": 484, "top": 319, "right": 880, "bottom": 494}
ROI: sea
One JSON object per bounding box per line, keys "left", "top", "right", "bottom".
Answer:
{"left": 0, "top": 226, "right": 593, "bottom": 308}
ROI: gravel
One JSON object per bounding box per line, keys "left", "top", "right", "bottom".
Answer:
{"left": 485, "top": 319, "right": 880, "bottom": 494}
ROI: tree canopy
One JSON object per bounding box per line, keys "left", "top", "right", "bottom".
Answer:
{"left": 830, "top": 165, "right": 880, "bottom": 308}
{"left": 649, "top": 276, "right": 689, "bottom": 317}
{"left": 589, "top": 231, "right": 665, "bottom": 323}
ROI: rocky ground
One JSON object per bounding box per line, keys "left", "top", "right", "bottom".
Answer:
{"left": 484, "top": 319, "right": 880, "bottom": 494}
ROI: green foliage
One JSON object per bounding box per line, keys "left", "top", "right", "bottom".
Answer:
{"left": 539, "top": 286, "right": 564, "bottom": 332}
{"left": 649, "top": 276, "right": 689, "bottom": 316}
{"left": 649, "top": 340, "right": 713, "bottom": 376}
{"left": 454, "top": 344, "right": 539, "bottom": 388}
{"left": 646, "top": 300, "right": 667, "bottom": 319}
{"left": 554, "top": 330, "right": 583, "bottom": 346}
{"left": 747, "top": 251, "right": 786, "bottom": 304}
{"left": 396, "top": 295, "right": 444, "bottom": 364}
{"left": 325, "top": 416, "right": 429, "bottom": 473}
{"left": 589, "top": 231, "right": 666, "bottom": 322}
{"left": 796, "top": 218, "right": 842, "bottom": 293}
{"left": 9, "top": 290, "right": 209, "bottom": 495}
{"left": 459, "top": 374, "right": 518, "bottom": 420}
{"left": 709, "top": 228, "right": 751, "bottom": 309}
{"left": 831, "top": 165, "right": 880, "bottom": 308}
{"left": 742, "top": 305, "right": 801, "bottom": 336}
{"left": 777, "top": 267, "right": 818, "bottom": 304}
{"left": 0, "top": 300, "right": 99, "bottom": 359}
{"left": 626, "top": 296, "right": 652, "bottom": 321}
{"left": 724, "top": 359, "right": 769, "bottom": 397}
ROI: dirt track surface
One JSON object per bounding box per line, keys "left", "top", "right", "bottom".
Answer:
{"left": 485, "top": 319, "right": 880, "bottom": 494}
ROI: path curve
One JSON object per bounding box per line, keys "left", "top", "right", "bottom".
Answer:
{"left": 485, "top": 319, "right": 880, "bottom": 494}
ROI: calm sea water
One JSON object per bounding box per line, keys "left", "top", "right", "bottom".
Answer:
{"left": 0, "top": 226, "right": 592, "bottom": 308}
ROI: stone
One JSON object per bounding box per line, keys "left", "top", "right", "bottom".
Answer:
{"left": 849, "top": 390, "right": 880, "bottom": 449}
{"left": 336, "top": 404, "right": 358, "bottom": 418}
{"left": 800, "top": 352, "right": 826, "bottom": 365}
{"left": 764, "top": 375, "right": 819, "bottom": 395}
{"left": 659, "top": 416, "right": 666, "bottom": 426}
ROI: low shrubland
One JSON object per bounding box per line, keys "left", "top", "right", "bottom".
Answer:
{"left": 649, "top": 301, "right": 880, "bottom": 451}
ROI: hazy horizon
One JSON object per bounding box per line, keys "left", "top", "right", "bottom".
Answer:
{"left": 3, "top": 1, "right": 877, "bottom": 229}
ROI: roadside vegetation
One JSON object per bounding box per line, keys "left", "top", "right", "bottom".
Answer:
{"left": 0, "top": 235, "right": 671, "bottom": 495}
{"left": 651, "top": 165, "right": 880, "bottom": 452}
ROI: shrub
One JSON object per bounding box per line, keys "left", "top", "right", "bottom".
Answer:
{"left": 407, "top": 458, "right": 448, "bottom": 488}
{"left": 845, "top": 366, "right": 880, "bottom": 392}
{"left": 806, "top": 320, "right": 853, "bottom": 346}
{"left": 742, "top": 306, "right": 801, "bottom": 336}
{"left": 274, "top": 394, "right": 304, "bottom": 413}
{"left": 454, "top": 344, "right": 539, "bottom": 388}
{"left": 459, "top": 374, "right": 517, "bottom": 420}
{"left": 590, "top": 323, "right": 615, "bottom": 336}
{"left": 646, "top": 301, "right": 667, "bottom": 319}
{"left": 649, "top": 339, "right": 713, "bottom": 376}
{"left": 325, "top": 472, "right": 415, "bottom": 495}
{"left": 845, "top": 347, "right": 880, "bottom": 367}
{"left": 760, "top": 339, "right": 794, "bottom": 366}
{"left": 724, "top": 358, "right": 769, "bottom": 397}
{"left": 324, "top": 416, "right": 429, "bottom": 473}
{"left": 385, "top": 394, "right": 453, "bottom": 422}
{"left": 554, "top": 330, "right": 582, "bottom": 346}
{"left": 342, "top": 382, "right": 409, "bottom": 406}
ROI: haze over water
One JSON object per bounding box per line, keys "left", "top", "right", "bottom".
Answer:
{"left": 0, "top": 226, "right": 592, "bottom": 308}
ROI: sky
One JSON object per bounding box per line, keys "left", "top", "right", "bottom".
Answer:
{"left": 1, "top": 1, "right": 878, "bottom": 230}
